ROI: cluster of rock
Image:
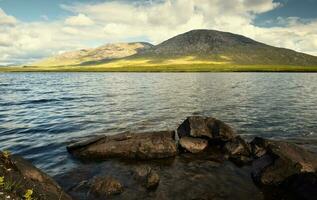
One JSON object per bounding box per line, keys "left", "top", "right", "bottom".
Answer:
{"left": 2, "top": 116, "right": 316, "bottom": 199}
{"left": 67, "top": 116, "right": 317, "bottom": 199}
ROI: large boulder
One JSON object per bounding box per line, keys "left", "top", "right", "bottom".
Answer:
{"left": 179, "top": 137, "right": 208, "bottom": 153}
{"left": 89, "top": 176, "right": 124, "bottom": 196}
{"left": 67, "top": 131, "right": 178, "bottom": 160}
{"left": 177, "top": 116, "right": 236, "bottom": 141}
{"left": 0, "top": 151, "right": 72, "bottom": 200}
{"left": 250, "top": 138, "right": 317, "bottom": 186}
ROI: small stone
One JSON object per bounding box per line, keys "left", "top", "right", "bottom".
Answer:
{"left": 134, "top": 166, "right": 160, "bottom": 190}
{"left": 179, "top": 137, "right": 208, "bottom": 153}
{"left": 146, "top": 171, "right": 160, "bottom": 189}
{"left": 90, "top": 177, "right": 124, "bottom": 196}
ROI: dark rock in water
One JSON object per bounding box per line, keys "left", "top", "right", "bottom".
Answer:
{"left": 134, "top": 165, "right": 160, "bottom": 190}
{"left": 177, "top": 116, "right": 236, "bottom": 141}
{"left": 89, "top": 176, "right": 124, "bottom": 196}
{"left": 251, "top": 138, "right": 317, "bottom": 186}
{"left": 179, "top": 137, "right": 209, "bottom": 153}
{"left": 250, "top": 137, "right": 268, "bottom": 158}
{"left": 251, "top": 154, "right": 275, "bottom": 184}
{"left": 280, "top": 172, "right": 317, "bottom": 200}
{"left": 0, "top": 151, "right": 71, "bottom": 200}
{"left": 67, "top": 131, "right": 177, "bottom": 160}
{"left": 224, "top": 136, "right": 252, "bottom": 165}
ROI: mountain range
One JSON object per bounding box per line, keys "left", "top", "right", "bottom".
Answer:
{"left": 4, "top": 29, "right": 317, "bottom": 72}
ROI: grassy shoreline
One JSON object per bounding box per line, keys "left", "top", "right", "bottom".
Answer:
{"left": 1, "top": 64, "right": 317, "bottom": 72}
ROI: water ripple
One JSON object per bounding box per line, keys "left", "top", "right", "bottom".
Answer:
{"left": 0, "top": 72, "right": 317, "bottom": 176}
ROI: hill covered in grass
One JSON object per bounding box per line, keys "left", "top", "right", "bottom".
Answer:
{"left": 2, "top": 29, "right": 317, "bottom": 72}
{"left": 32, "top": 42, "right": 153, "bottom": 67}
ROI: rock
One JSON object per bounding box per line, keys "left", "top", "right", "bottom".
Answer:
{"left": 250, "top": 137, "right": 268, "bottom": 158}
{"left": 134, "top": 166, "right": 160, "bottom": 190}
{"left": 224, "top": 136, "right": 252, "bottom": 165}
{"left": 0, "top": 151, "right": 72, "bottom": 200}
{"left": 251, "top": 154, "right": 275, "bottom": 183}
{"left": 251, "top": 138, "right": 317, "bottom": 186}
{"left": 177, "top": 116, "right": 236, "bottom": 141}
{"left": 67, "top": 131, "right": 177, "bottom": 160}
{"left": 90, "top": 177, "right": 123, "bottom": 196}
{"left": 280, "top": 172, "right": 317, "bottom": 200}
{"left": 146, "top": 171, "right": 160, "bottom": 190}
{"left": 179, "top": 137, "right": 208, "bottom": 153}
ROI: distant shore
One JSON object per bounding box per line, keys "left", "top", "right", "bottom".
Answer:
{"left": 1, "top": 64, "right": 317, "bottom": 72}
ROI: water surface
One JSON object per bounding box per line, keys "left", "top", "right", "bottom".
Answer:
{"left": 1, "top": 72, "right": 317, "bottom": 176}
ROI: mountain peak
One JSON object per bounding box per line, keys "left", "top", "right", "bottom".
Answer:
{"left": 143, "top": 29, "right": 262, "bottom": 56}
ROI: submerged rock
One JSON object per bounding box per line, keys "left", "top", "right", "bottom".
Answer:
{"left": 67, "top": 131, "right": 178, "bottom": 160}
{"left": 0, "top": 151, "right": 71, "bottom": 200}
{"left": 177, "top": 116, "right": 236, "bottom": 141}
{"left": 179, "top": 137, "right": 209, "bottom": 153}
{"left": 134, "top": 165, "right": 160, "bottom": 190}
{"left": 89, "top": 176, "right": 124, "bottom": 196}
{"left": 251, "top": 138, "right": 317, "bottom": 186}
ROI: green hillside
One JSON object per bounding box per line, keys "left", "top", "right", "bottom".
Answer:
{"left": 1, "top": 29, "right": 317, "bottom": 72}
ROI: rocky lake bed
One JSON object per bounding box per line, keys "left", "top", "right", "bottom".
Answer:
{"left": 1, "top": 116, "right": 317, "bottom": 200}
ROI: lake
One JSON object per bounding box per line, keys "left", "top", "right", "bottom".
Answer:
{"left": 1, "top": 72, "right": 317, "bottom": 178}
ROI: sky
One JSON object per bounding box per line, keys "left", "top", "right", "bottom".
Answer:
{"left": 0, "top": 0, "right": 317, "bottom": 65}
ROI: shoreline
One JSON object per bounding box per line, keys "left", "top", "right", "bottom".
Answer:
{"left": 1, "top": 64, "right": 317, "bottom": 73}
{"left": 2, "top": 116, "right": 316, "bottom": 200}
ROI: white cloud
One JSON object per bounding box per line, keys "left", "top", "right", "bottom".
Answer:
{"left": 65, "top": 13, "right": 94, "bottom": 26}
{"left": 0, "top": 0, "right": 317, "bottom": 65}
{"left": 0, "top": 8, "right": 17, "bottom": 26}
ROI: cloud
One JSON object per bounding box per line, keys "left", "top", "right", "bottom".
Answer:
{"left": 0, "top": 8, "right": 17, "bottom": 26}
{"left": 65, "top": 13, "right": 94, "bottom": 26}
{"left": 0, "top": 0, "right": 316, "bottom": 65}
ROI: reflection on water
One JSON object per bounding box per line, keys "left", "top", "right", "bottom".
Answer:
{"left": 0, "top": 73, "right": 317, "bottom": 176}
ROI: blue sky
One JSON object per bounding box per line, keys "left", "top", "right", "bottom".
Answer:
{"left": 0, "top": 0, "right": 316, "bottom": 65}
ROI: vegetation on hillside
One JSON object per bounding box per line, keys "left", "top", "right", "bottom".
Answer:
{"left": 1, "top": 29, "right": 317, "bottom": 72}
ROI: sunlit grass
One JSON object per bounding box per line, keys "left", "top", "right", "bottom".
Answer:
{"left": 1, "top": 57, "right": 317, "bottom": 72}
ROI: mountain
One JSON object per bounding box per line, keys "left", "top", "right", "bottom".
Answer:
{"left": 3, "top": 29, "right": 317, "bottom": 72}
{"left": 33, "top": 42, "right": 153, "bottom": 67}
{"left": 137, "top": 29, "right": 317, "bottom": 66}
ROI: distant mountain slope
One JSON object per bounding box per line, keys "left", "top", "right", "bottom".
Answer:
{"left": 14, "top": 29, "right": 317, "bottom": 72}
{"left": 33, "top": 42, "right": 153, "bottom": 67}
{"left": 138, "top": 29, "right": 317, "bottom": 66}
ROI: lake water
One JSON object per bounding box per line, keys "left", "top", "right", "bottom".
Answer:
{"left": 1, "top": 72, "right": 317, "bottom": 178}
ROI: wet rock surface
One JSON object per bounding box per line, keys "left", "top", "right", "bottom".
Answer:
{"left": 177, "top": 116, "right": 236, "bottom": 141}
{"left": 179, "top": 137, "right": 208, "bottom": 153}
{"left": 134, "top": 166, "right": 160, "bottom": 190}
{"left": 224, "top": 136, "right": 252, "bottom": 165}
{"left": 61, "top": 116, "right": 317, "bottom": 199}
{"left": 251, "top": 138, "right": 317, "bottom": 186}
{"left": 89, "top": 176, "right": 124, "bottom": 197}
{"left": 0, "top": 151, "right": 71, "bottom": 200}
{"left": 67, "top": 131, "right": 177, "bottom": 160}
